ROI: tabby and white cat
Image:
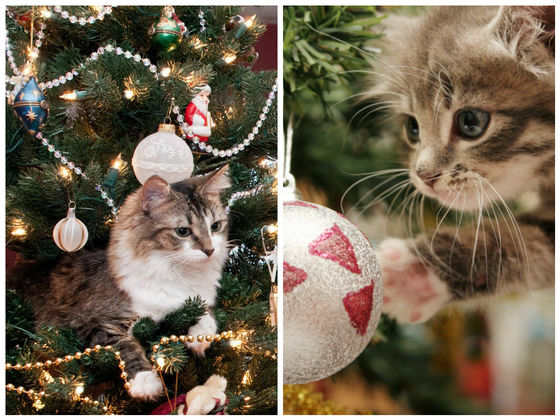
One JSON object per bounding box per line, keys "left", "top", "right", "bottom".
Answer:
{"left": 368, "top": 6, "right": 554, "bottom": 323}
{"left": 9, "top": 166, "right": 231, "bottom": 399}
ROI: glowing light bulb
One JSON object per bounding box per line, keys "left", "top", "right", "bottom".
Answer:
{"left": 161, "top": 67, "right": 171, "bottom": 77}
{"left": 41, "top": 8, "right": 52, "bottom": 18}
{"left": 124, "top": 89, "right": 134, "bottom": 99}
{"left": 60, "top": 91, "right": 77, "bottom": 101}
{"left": 11, "top": 219, "right": 27, "bottom": 237}
{"left": 245, "top": 15, "right": 256, "bottom": 28}
{"left": 264, "top": 224, "right": 278, "bottom": 234}
{"left": 242, "top": 370, "right": 252, "bottom": 385}
{"left": 111, "top": 153, "right": 123, "bottom": 170}
{"left": 191, "top": 37, "right": 206, "bottom": 50}
{"left": 59, "top": 166, "right": 71, "bottom": 179}
{"left": 28, "top": 47, "right": 39, "bottom": 60}
{"left": 11, "top": 227, "right": 27, "bottom": 237}
{"left": 229, "top": 339, "right": 242, "bottom": 349}
{"left": 75, "top": 385, "right": 84, "bottom": 395}
{"left": 223, "top": 54, "right": 236, "bottom": 64}
{"left": 22, "top": 63, "right": 33, "bottom": 76}
{"left": 156, "top": 357, "right": 165, "bottom": 368}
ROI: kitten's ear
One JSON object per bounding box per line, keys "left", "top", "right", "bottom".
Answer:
{"left": 489, "top": 6, "right": 554, "bottom": 76}
{"left": 141, "top": 176, "right": 171, "bottom": 212}
{"left": 199, "top": 165, "right": 231, "bottom": 199}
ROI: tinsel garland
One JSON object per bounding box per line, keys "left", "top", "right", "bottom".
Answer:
{"left": 283, "top": 384, "right": 354, "bottom": 415}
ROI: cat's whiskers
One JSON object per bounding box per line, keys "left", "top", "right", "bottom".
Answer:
{"left": 470, "top": 178, "right": 487, "bottom": 291}
{"left": 476, "top": 175, "right": 530, "bottom": 283}
{"left": 340, "top": 168, "right": 409, "bottom": 213}
{"left": 449, "top": 185, "right": 467, "bottom": 268}
{"left": 479, "top": 183, "right": 504, "bottom": 292}
{"left": 350, "top": 101, "right": 404, "bottom": 127}
{"left": 355, "top": 178, "right": 413, "bottom": 218}
{"left": 430, "top": 183, "right": 461, "bottom": 254}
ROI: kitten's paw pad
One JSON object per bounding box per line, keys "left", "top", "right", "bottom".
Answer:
{"left": 377, "top": 238, "right": 451, "bottom": 323}
{"left": 186, "top": 339, "right": 211, "bottom": 357}
{"left": 128, "top": 371, "right": 163, "bottom": 399}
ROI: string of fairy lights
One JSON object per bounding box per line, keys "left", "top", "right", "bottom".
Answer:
{"left": 6, "top": 6, "right": 277, "bottom": 236}
{"left": 6, "top": 9, "right": 278, "bottom": 413}
{"left": 5, "top": 330, "right": 275, "bottom": 413}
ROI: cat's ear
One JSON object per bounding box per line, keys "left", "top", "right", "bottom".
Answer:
{"left": 488, "top": 6, "right": 554, "bottom": 76}
{"left": 141, "top": 176, "right": 171, "bottom": 212}
{"left": 199, "top": 165, "right": 231, "bottom": 199}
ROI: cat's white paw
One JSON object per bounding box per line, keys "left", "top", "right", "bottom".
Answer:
{"left": 187, "top": 314, "right": 216, "bottom": 356}
{"left": 377, "top": 238, "right": 451, "bottom": 323}
{"left": 128, "top": 370, "right": 163, "bottom": 399}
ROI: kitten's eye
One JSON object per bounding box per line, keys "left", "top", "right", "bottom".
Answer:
{"left": 405, "top": 116, "right": 420, "bottom": 144}
{"left": 211, "top": 221, "right": 221, "bottom": 232}
{"left": 175, "top": 227, "right": 192, "bottom": 237}
{"left": 456, "top": 109, "right": 490, "bottom": 139}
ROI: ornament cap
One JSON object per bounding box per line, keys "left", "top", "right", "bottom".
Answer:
{"left": 67, "top": 201, "right": 76, "bottom": 218}
{"left": 158, "top": 123, "right": 176, "bottom": 133}
{"left": 283, "top": 174, "right": 303, "bottom": 202}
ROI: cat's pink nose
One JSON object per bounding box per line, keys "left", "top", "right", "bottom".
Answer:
{"left": 203, "top": 248, "right": 214, "bottom": 257}
{"left": 418, "top": 171, "right": 441, "bottom": 189}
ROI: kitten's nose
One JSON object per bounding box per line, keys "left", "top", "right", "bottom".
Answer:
{"left": 202, "top": 248, "right": 214, "bottom": 257}
{"left": 418, "top": 171, "right": 441, "bottom": 189}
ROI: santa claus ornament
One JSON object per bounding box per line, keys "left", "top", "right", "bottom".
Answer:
{"left": 184, "top": 85, "right": 214, "bottom": 142}
{"left": 283, "top": 200, "right": 383, "bottom": 384}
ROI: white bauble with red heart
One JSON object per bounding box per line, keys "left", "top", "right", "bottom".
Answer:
{"left": 283, "top": 200, "right": 383, "bottom": 384}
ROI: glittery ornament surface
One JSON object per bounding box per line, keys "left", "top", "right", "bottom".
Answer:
{"left": 283, "top": 201, "right": 383, "bottom": 384}
{"left": 283, "top": 262, "right": 307, "bottom": 293}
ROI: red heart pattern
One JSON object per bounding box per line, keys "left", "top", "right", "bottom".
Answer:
{"left": 342, "top": 284, "right": 374, "bottom": 336}
{"left": 283, "top": 262, "right": 308, "bottom": 293}
{"left": 308, "top": 224, "right": 361, "bottom": 274}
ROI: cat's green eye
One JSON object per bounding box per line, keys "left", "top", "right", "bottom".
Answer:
{"left": 456, "top": 109, "right": 490, "bottom": 139}
{"left": 405, "top": 116, "right": 420, "bottom": 144}
{"left": 175, "top": 227, "right": 192, "bottom": 237}
{"left": 211, "top": 221, "right": 221, "bottom": 232}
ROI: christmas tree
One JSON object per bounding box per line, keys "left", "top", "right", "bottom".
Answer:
{"left": 5, "top": 6, "right": 277, "bottom": 414}
{"left": 283, "top": 6, "right": 479, "bottom": 414}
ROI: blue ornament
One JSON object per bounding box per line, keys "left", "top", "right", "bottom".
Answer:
{"left": 12, "top": 77, "right": 49, "bottom": 135}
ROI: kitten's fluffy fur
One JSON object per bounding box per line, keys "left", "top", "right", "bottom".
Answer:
{"left": 9, "top": 166, "right": 231, "bottom": 399}
{"left": 369, "top": 7, "right": 554, "bottom": 323}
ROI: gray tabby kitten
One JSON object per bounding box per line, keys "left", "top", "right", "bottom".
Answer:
{"left": 9, "top": 166, "right": 231, "bottom": 399}
{"left": 368, "top": 7, "right": 554, "bottom": 323}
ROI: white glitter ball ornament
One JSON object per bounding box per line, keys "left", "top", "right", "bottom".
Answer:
{"left": 283, "top": 200, "right": 383, "bottom": 384}
{"left": 53, "top": 202, "right": 89, "bottom": 252}
{"left": 132, "top": 124, "right": 194, "bottom": 184}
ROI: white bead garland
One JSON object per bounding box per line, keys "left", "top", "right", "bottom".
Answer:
{"left": 199, "top": 9, "right": 206, "bottom": 33}
{"left": 173, "top": 79, "right": 278, "bottom": 157}
{"left": 32, "top": 43, "right": 162, "bottom": 92}
{"left": 5, "top": 22, "right": 46, "bottom": 78}
{"left": 35, "top": 131, "right": 119, "bottom": 216}
{"left": 225, "top": 185, "right": 265, "bottom": 214}
{"left": 52, "top": 6, "right": 113, "bottom": 24}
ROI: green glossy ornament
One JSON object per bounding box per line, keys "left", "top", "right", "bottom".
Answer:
{"left": 149, "top": 15, "right": 182, "bottom": 52}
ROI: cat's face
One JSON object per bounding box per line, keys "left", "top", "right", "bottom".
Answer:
{"left": 373, "top": 7, "right": 554, "bottom": 211}
{"left": 114, "top": 166, "right": 231, "bottom": 264}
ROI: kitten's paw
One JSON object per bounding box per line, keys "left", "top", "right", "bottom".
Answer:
{"left": 377, "top": 238, "right": 451, "bottom": 323}
{"left": 128, "top": 370, "right": 163, "bottom": 399}
{"left": 187, "top": 315, "right": 216, "bottom": 357}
